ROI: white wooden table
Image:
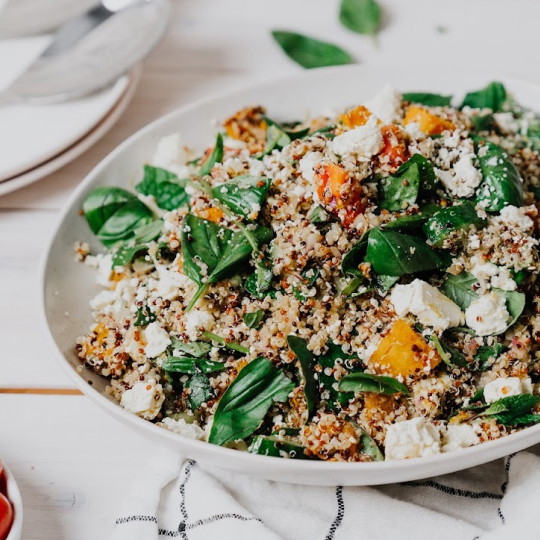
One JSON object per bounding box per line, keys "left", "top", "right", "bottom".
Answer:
{"left": 1, "top": 1, "right": 539, "bottom": 537}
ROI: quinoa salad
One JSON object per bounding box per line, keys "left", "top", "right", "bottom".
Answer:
{"left": 76, "top": 82, "right": 540, "bottom": 462}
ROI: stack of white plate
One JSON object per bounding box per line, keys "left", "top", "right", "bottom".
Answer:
{"left": 0, "top": 33, "right": 140, "bottom": 196}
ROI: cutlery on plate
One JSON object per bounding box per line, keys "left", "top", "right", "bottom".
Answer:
{"left": 0, "top": 0, "right": 170, "bottom": 107}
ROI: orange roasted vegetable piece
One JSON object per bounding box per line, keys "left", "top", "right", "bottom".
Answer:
{"left": 195, "top": 206, "right": 225, "bottom": 223}
{"left": 379, "top": 125, "right": 409, "bottom": 170}
{"left": 316, "top": 163, "right": 366, "bottom": 227}
{"left": 367, "top": 319, "right": 441, "bottom": 379}
{"left": 403, "top": 105, "right": 455, "bottom": 135}
{"left": 339, "top": 105, "right": 372, "bottom": 129}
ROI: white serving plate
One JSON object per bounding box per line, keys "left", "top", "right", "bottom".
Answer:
{"left": 41, "top": 66, "right": 540, "bottom": 486}
{"left": 2, "top": 460, "right": 23, "bottom": 540}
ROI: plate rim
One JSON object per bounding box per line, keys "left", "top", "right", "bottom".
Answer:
{"left": 39, "top": 65, "right": 540, "bottom": 485}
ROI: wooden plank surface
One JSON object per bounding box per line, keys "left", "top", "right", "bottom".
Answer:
{"left": 1, "top": 0, "right": 540, "bottom": 538}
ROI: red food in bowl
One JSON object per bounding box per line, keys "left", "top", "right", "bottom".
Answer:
{"left": 0, "top": 465, "right": 13, "bottom": 540}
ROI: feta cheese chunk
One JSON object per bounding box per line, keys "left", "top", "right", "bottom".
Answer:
{"left": 436, "top": 153, "right": 482, "bottom": 198}
{"left": 465, "top": 291, "right": 509, "bottom": 336}
{"left": 442, "top": 424, "right": 479, "bottom": 452}
{"left": 299, "top": 151, "right": 324, "bottom": 183}
{"left": 483, "top": 377, "right": 533, "bottom": 404}
{"left": 120, "top": 379, "right": 165, "bottom": 420}
{"left": 389, "top": 279, "right": 464, "bottom": 331}
{"left": 331, "top": 116, "right": 383, "bottom": 158}
{"left": 385, "top": 417, "right": 441, "bottom": 460}
{"left": 152, "top": 133, "right": 190, "bottom": 178}
{"left": 498, "top": 205, "right": 533, "bottom": 231}
{"left": 364, "top": 84, "right": 403, "bottom": 124}
{"left": 160, "top": 417, "right": 205, "bottom": 440}
{"left": 144, "top": 322, "right": 171, "bottom": 358}
{"left": 185, "top": 309, "right": 215, "bottom": 340}
{"left": 153, "top": 266, "right": 194, "bottom": 301}
{"left": 86, "top": 253, "right": 113, "bottom": 286}
{"left": 468, "top": 255, "right": 516, "bottom": 291}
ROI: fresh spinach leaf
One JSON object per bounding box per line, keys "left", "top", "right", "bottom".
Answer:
{"left": 360, "top": 429, "right": 384, "bottom": 461}
{"left": 201, "top": 331, "right": 250, "bottom": 354}
{"left": 461, "top": 82, "right": 507, "bottom": 112}
{"left": 504, "top": 290, "right": 526, "bottom": 328}
{"left": 134, "top": 305, "right": 157, "bottom": 327}
{"left": 271, "top": 30, "right": 354, "bottom": 69}
{"left": 112, "top": 244, "right": 149, "bottom": 267}
{"left": 212, "top": 175, "right": 271, "bottom": 218}
{"left": 208, "top": 357, "right": 294, "bottom": 445}
{"left": 133, "top": 219, "right": 163, "bottom": 244}
{"left": 365, "top": 228, "right": 451, "bottom": 276}
{"left": 170, "top": 339, "right": 212, "bottom": 358}
{"left": 383, "top": 213, "right": 431, "bottom": 231}
{"left": 287, "top": 335, "right": 317, "bottom": 419}
{"left": 423, "top": 201, "right": 487, "bottom": 247}
{"left": 339, "top": 372, "right": 410, "bottom": 395}
{"left": 162, "top": 356, "right": 225, "bottom": 374}
{"left": 244, "top": 259, "right": 274, "bottom": 299}
{"left": 136, "top": 165, "right": 189, "bottom": 211}
{"left": 309, "top": 205, "right": 331, "bottom": 224}
{"left": 82, "top": 187, "right": 154, "bottom": 247}
{"left": 474, "top": 343, "right": 505, "bottom": 371}
{"left": 186, "top": 373, "right": 213, "bottom": 410}
{"left": 441, "top": 272, "right": 479, "bottom": 310}
{"left": 403, "top": 92, "right": 452, "bottom": 107}
{"left": 339, "top": 0, "right": 381, "bottom": 36}
{"left": 341, "top": 230, "right": 369, "bottom": 277}
{"left": 248, "top": 435, "right": 309, "bottom": 459}
{"left": 470, "top": 114, "right": 496, "bottom": 132}
{"left": 429, "top": 334, "right": 468, "bottom": 368}
{"left": 475, "top": 139, "right": 523, "bottom": 212}
{"left": 479, "top": 394, "right": 540, "bottom": 426}
{"left": 199, "top": 133, "right": 224, "bottom": 176}
{"left": 181, "top": 214, "right": 273, "bottom": 310}
{"left": 243, "top": 310, "right": 265, "bottom": 329}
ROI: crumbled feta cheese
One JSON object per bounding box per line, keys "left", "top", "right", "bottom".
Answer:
{"left": 152, "top": 133, "right": 190, "bottom": 177}
{"left": 160, "top": 417, "right": 205, "bottom": 440}
{"left": 389, "top": 279, "right": 464, "bottom": 331}
{"left": 185, "top": 309, "right": 215, "bottom": 340}
{"left": 299, "top": 151, "right": 324, "bottom": 183}
{"left": 465, "top": 291, "right": 509, "bottom": 336}
{"left": 364, "top": 84, "right": 403, "bottom": 124}
{"left": 89, "top": 290, "right": 116, "bottom": 311}
{"left": 120, "top": 379, "right": 165, "bottom": 420}
{"left": 144, "top": 322, "right": 171, "bottom": 358}
{"left": 436, "top": 153, "right": 482, "bottom": 198}
{"left": 385, "top": 417, "right": 441, "bottom": 460}
{"left": 153, "top": 266, "right": 193, "bottom": 301}
{"left": 331, "top": 116, "right": 383, "bottom": 158}
{"left": 442, "top": 424, "right": 479, "bottom": 452}
{"left": 86, "top": 253, "right": 113, "bottom": 286}
{"left": 484, "top": 377, "right": 533, "bottom": 404}
{"left": 498, "top": 205, "right": 533, "bottom": 231}
{"left": 468, "top": 255, "right": 516, "bottom": 291}
{"left": 493, "top": 112, "right": 518, "bottom": 135}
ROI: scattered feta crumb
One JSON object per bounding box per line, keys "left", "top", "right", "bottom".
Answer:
{"left": 465, "top": 291, "right": 509, "bottom": 336}
{"left": 442, "top": 424, "right": 479, "bottom": 452}
{"left": 364, "top": 84, "right": 403, "bottom": 124}
{"left": 436, "top": 153, "right": 482, "bottom": 198}
{"left": 385, "top": 417, "right": 441, "bottom": 460}
{"left": 299, "top": 151, "right": 324, "bottom": 183}
{"left": 498, "top": 205, "right": 533, "bottom": 231}
{"left": 152, "top": 133, "right": 190, "bottom": 177}
{"left": 160, "top": 417, "right": 205, "bottom": 440}
{"left": 484, "top": 377, "right": 533, "bottom": 404}
{"left": 144, "top": 322, "right": 171, "bottom": 358}
{"left": 120, "top": 379, "right": 165, "bottom": 420}
{"left": 86, "top": 253, "right": 113, "bottom": 286}
{"left": 331, "top": 116, "right": 383, "bottom": 159}
{"left": 468, "top": 255, "right": 516, "bottom": 291}
{"left": 185, "top": 309, "right": 215, "bottom": 340}
{"left": 389, "top": 279, "right": 464, "bottom": 331}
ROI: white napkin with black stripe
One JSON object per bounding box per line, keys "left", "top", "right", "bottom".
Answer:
{"left": 112, "top": 446, "right": 540, "bottom": 540}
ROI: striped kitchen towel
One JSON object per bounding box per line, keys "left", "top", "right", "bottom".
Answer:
{"left": 112, "top": 446, "right": 540, "bottom": 540}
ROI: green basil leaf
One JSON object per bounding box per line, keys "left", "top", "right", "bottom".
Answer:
{"left": 365, "top": 228, "right": 451, "bottom": 276}
{"left": 134, "top": 305, "right": 157, "bottom": 327}
{"left": 245, "top": 259, "right": 274, "bottom": 298}
{"left": 186, "top": 373, "right": 213, "bottom": 410}
{"left": 497, "top": 413, "right": 540, "bottom": 426}
{"left": 271, "top": 30, "right": 354, "bottom": 69}
{"left": 136, "top": 165, "right": 189, "bottom": 211}
{"left": 339, "top": 372, "right": 410, "bottom": 395}
{"left": 461, "top": 82, "right": 507, "bottom": 112}
{"left": 339, "top": 0, "right": 381, "bottom": 36}
{"left": 170, "top": 339, "right": 212, "bottom": 358}
{"left": 287, "top": 335, "right": 317, "bottom": 419}
{"left": 199, "top": 133, "right": 224, "bottom": 177}
{"left": 162, "top": 356, "right": 225, "bottom": 374}
{"left": 243, "top": 310, "right": 265, "bottom": 329}
{"left": 402, "top": 92, "right": 452, "bottom": 107}
{"left": 212, "top": 175, "right": 271, "bottom": 218}
{"left": 382, "top": 213, "right": 432, "bottom": 231}
{"left": 473, "top": 343, "right": 505, "bottom": 371}
{"left": 423, "top": 201, "right": 487, "bottom": 247}
{"left": 475, "top": 139, "right": 523, "bottom": 212}
{"left": 208, "top": 357, "right": 294, "bottom": 446}
{"left": 248, "top": 435, "right": 309, "bottom": 459}
{"left": 479, "top": 394, "right": 540, "bottom": 425}
{"left": 441, "top": 272, "right": 479, "bottom": 310}
{"left": 360, "top": 429, "right": 384, "bottom": 461}
{"left": 309, "top": 205, "right": 331, "bottom": 224}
